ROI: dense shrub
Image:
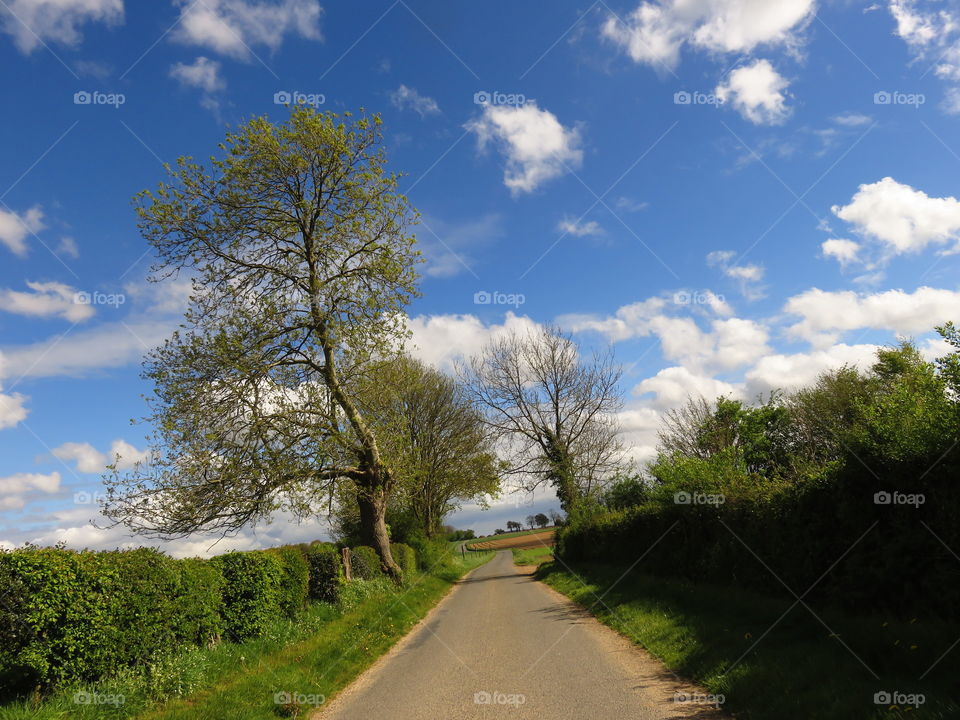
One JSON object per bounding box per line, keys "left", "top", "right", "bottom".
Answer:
{"left": 350, "top": 546, "right": 383, "bottom": 580}
{"left": 267, "top": 546, "right": 310, "bottom": 617}
{"left": 0, "top": 547, "right": 224, "bottom": 698}
{"left": 210, "top": 550, "right": 285, "bottom": 641}
{"left": 390, "top": 543, "right": 417, "bottom": 577}
{"left": 304, "top": 543, "right": 343, "bottom": 603}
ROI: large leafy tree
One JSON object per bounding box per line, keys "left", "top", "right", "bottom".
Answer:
{"left": 103, "top": 108, "right": 420, "bottom": 579}
{"left": 336, "top": 356, "right": 502, "bottom": 539}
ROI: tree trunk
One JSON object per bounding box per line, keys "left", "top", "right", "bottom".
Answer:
{"left": 357, "top": 484, "right": 402, "bottom": 581}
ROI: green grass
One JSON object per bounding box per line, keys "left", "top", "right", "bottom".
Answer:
{"left": 537, "top": 561, "right": 959, "bottom": 720}
{"left": 465, "top": 526, "right": 554, "bottom": 548}
{"left": 511, "top": 546, "right": 553, "bottom": 566}
{"left": 0, "top": 549, "right": 493, "bottom": 720}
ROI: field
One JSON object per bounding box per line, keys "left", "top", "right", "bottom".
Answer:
{"left": 511, "top": 545, "right": 554, "bottom": 566}
{"left": 467, "top": 528, "right": 555, "bottom": 550}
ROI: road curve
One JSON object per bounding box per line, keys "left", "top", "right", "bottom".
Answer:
{"left": 315, "top": 551, "right": 729, "bottom": 720}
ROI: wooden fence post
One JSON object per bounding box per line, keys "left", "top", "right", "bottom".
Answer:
{"left": 342, "top": 547, "right": 352, "bottom": 581}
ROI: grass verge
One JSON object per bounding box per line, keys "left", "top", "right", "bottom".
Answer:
{"left": 537, "top": 561, "right": 959, "bottom": 720}
{"left": 0, "top": 550, "right": 493, "bottom": 720}
{"left": 511, "top": 546, "right": 553, "bottom": 566}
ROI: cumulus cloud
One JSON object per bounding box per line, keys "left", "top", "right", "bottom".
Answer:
{"left": 716, "top": 59, "right": 791, "bottom": 125}
{"left": 0, "top": 472, "right": 60, "bottom": 510}
{"left": 633, "top": 366, "right": 742, "bottom": 409}
{"left": 821, "top": 238, "right": 861, "bottom": 267}
{"left": 784, "top": 286, "right": 960, "bottom": 346}
{"left": 602, "top": 0, "right": 814, "bottom": 69}
{"left": 889, "top": 0, "right": 960, "bottom": 110}
{"left": 170, "top": 56, "right": 225, "bottom": 92}
{"left": 557, "top": 216, "right": 604, "bottom": 237}
{"left": 0, "top": 388, "right": 28, "bottom": 430}
{"left": 832, "top": 177, "right": 960, "bottom": 256}
{"left": 172, "top": 0, "right": 322, "bottom": 59}
{"left": 390, "top": 85, "right": 440, "bottom": 118}
{"left": 0, "top": 281, "right": 95, "bottom": 322}
{"left": 52, "top": 439, "right": 149, "bottom": 473}
{"left": 745, "top": 343, "right": 879, "bottom": 395}
{"left": 0, "top": 205, "right": 44, "bottom": 257}
{"left": 0, "top": 0, "right": 123, "bottom": 54}
{"left": 465, "top": 103, "right": 583, "bottom": 195}
{"left": 406, "top": 312, "right": 542, "bottom": 371}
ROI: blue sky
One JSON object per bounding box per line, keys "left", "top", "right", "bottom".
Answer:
{"left": 1, "top": 0, "right": 960, "bottom": 553}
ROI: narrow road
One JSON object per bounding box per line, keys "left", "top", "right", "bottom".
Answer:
{"left": 316, "top": 551, "right": 729, "bottom": 719}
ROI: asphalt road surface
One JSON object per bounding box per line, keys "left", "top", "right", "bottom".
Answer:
{"left": 316, "top": 550, "right": 729, "bottom": 720}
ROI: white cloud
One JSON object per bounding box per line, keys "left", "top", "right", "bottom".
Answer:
{"left": 406, "top": 312, "right": 543, "bottom": 371}
{"left": 52, "top": 439, "right": 149, "bottom": 473}
{"left": 745, "top": 343, "right": 879, "bottom": 395}
{"left": 0, "top": 380, "right": 28, "bottom": 429}
{"left": 557, "top": 216, "right": 604, "bottom": 237}
{"left": 0, "top": 472, "right": 60, "bottom": 510}
{"left": 784, "top": 286, "right": 960, "bottom": 346}
{"left": 418, "top": 213, "right": 502, "bottom": 278}
{"left": 172, "top": 0, "right": 322, "bottom": 59}
{"left": 716, "top": 59, "right": 791, "bottom": 125}
{"left": 888, "top": 1, "right": 960, "bottom": 111}
{"left": 821, "top": 238, "right": 861, "bottom": 267}
{"left": 633, "top": 366, "right": 742, "bottom": 409}
{"left": 390, "top": 85, "right": 440, "bottom": 118}
{"left": 465, "top": 103, "right": 583, "bottom": 195}
{"left": 832, "top": 177, "right": 960, "bottom": 255}
{"left": 0, "top": 281, "right": 95, "bottom": 322}
{"left": 0, "top": 0, "right": 123, "bottom": 54}
{"left": 833, "top": 113, "right": 872, "bottom": 127}
{"left": 0, "top": 205, "right": 44, "bottom": 257}
{"left": 170, "top": 56, "right": 225, "bottom": 92}
{"left": 56, "top": 237, "right": 80, "bottom": 259}
{"left": 602, "top": 0, "right": 814, "bottom": 69}
{"left": 707, "top": 249, "right": 766, "bottom": 298}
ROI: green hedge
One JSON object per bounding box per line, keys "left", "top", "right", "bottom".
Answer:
{"left": 304, "top": 543, "right": 343, "bottom": 603}
{"left": 0, "top": 547, "right": 224, "bottom": 697}
{"left": 267, "top": 546, "right": 310, "bottom": 617}
{"left": 350, "top": 546, "right": 383, "bottom": 580}
{"left": 211, "top": 550, "right": 285, "bottom": 641}
{"left": 390, "top": 543, "right": 417, "bottom": 578}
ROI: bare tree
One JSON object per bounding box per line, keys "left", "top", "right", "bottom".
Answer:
{"left": 102, "top": 108, "right": 419, "bottom": 580}
{"left": 462, "top": 327, "right": 623, "bottom": 511}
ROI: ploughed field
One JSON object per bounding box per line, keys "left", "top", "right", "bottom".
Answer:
{"left": 466, "top": 528, "right": 555, "bottom": 550}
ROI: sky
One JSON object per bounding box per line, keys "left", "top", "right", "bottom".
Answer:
{"left": 1, "top": 0, "right": 960, "bottom": 555}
